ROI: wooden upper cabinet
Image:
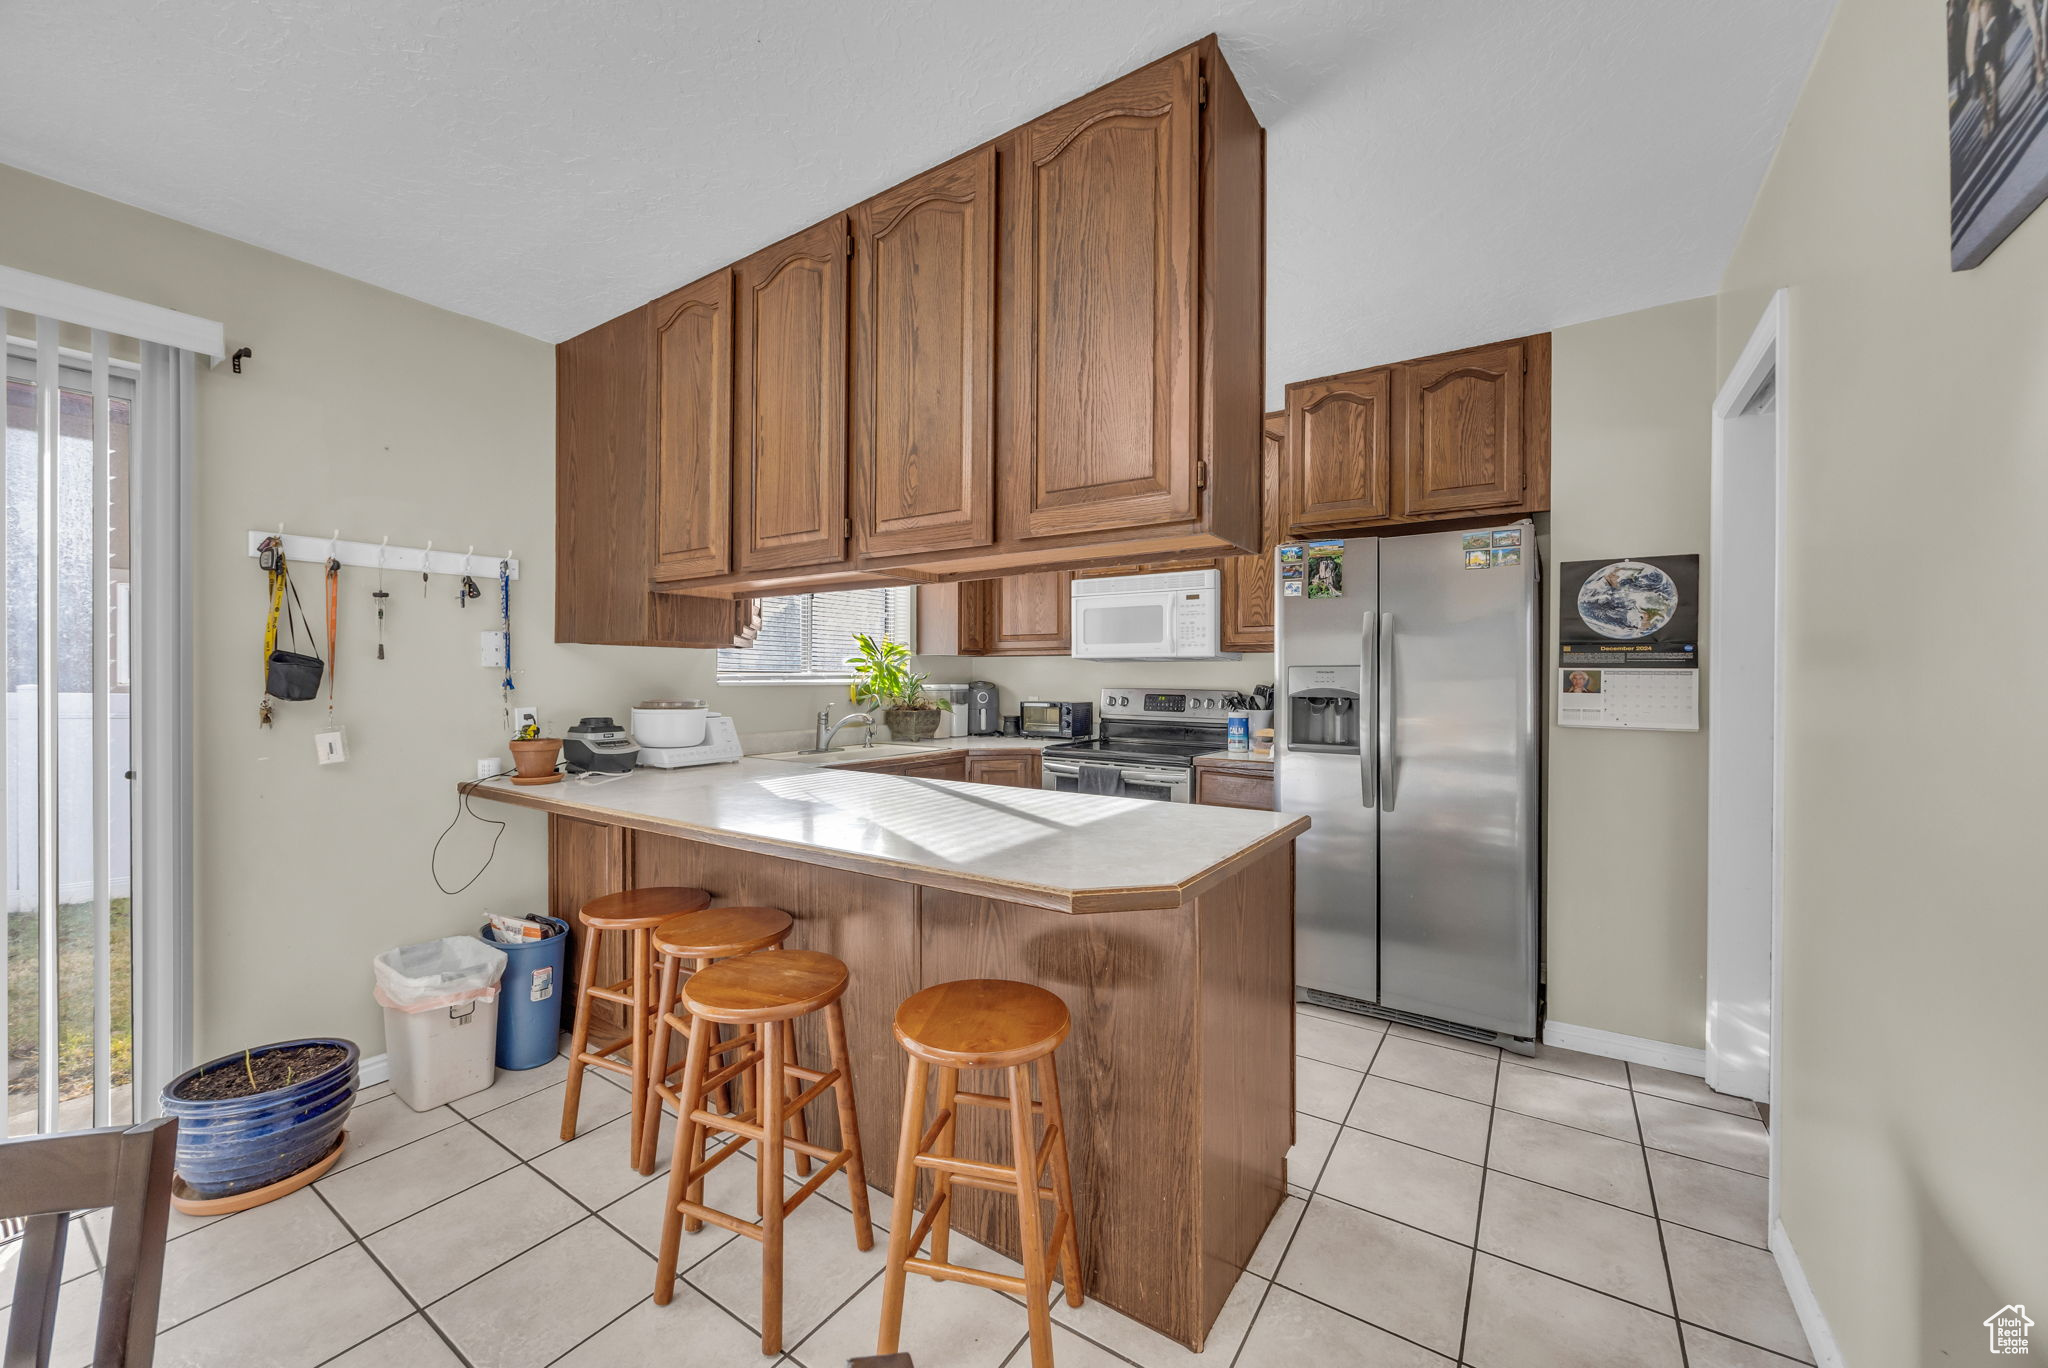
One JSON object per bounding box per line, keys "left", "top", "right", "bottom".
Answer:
{"left": 556, "top": 309, "right": 756, "bottom": 647}
{"left": 1008, "top": 47, "right": 1200, "bottom": 541}
{"left": 1285, "top": 370, "right": 1392, "bottom": 535}
{"left": 988, "top": 571, "right": 1071, "bottom": 654}
{"left": 915, "top": 580, "right": 994, "bottom": 656}
{"left": 734, "top": 216, "right": 850, "bottom": 573}
{"left": 1220, "top": 413, "right": 1285, "bottom": 653}
{"left": 853, "top": 148, "right": 996, "bottom": 559}
{"left": 650, "top": 271, "right": 732, "bottom": 580}
{"left": 1396, "top": 340, "right": 1526, "bottom": 516}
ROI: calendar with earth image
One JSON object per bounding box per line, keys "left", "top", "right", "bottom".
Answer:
{"left": 1558, "top": 554, "right": 1700, "bottom": 731}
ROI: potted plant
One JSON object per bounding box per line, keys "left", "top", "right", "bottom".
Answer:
{"left": 159, "top": 1037, "right": 359, "bottom": 1212}
{"left": 508, "top": 720, "right": 563, "bottom": 785}
{"left": 846, "top": 632, "right": 952, "bottom": 742}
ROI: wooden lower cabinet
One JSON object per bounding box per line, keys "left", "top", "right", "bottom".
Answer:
{"left": 1192, "top": 756, "right": 1275, "bottom": 811}
{"left": 836, "top": 747, "right": 1040, "bottom": 787}
{"left": 964, "top": 749, "right": 1041, "bottom": 788}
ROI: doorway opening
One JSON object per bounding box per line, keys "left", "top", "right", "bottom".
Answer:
{"left": 1706, "top": 291, "right": 1787, "bottom": 1149}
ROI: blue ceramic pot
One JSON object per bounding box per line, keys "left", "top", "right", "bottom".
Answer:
{"left": 159, "top": 1038, "right": 358, "bottom": 1199}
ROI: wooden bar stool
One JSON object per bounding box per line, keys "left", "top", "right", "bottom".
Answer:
{"left": 562, "top": 885, "right": 710, "bottom": 1169}
{"left": 654, "top": 949, "right": 874, "bottom": 1355}
{"left": 636, "top": 905, "right": 795, "bottom": 1176}
{"left": 877, "top": 980, "right": 1083, "bottom": 1368}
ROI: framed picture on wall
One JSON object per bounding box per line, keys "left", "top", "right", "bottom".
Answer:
{"left": 1949, "top": 0, "right": 2048, "bottom": 268}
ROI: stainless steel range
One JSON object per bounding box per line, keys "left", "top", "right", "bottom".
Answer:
{"left": 1039, "top": 688, "right": 1237, "bottom": 802}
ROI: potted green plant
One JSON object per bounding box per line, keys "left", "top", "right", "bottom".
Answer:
{"left": 846, "top": 632, "right": 952, "bottom": 742}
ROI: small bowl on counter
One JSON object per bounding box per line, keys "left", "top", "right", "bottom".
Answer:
{"left": 632, "top": 699, "right": 708, "bottom": 749}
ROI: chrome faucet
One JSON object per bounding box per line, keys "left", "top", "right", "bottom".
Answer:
{"left": 807, "top": 708, "right": 875, "bottom": 754}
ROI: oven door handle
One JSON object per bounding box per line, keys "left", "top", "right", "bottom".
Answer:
{"left": 1041, "top": 760, "right": 1191, "bottom": 786}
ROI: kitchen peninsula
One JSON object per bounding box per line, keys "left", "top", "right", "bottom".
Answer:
{"left": 470, "top": 757, "right": 1306, "bottom": 1350}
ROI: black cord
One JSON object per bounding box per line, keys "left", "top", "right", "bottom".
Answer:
{"left": 431, "top": 776, "right": 511, "bottom": 895}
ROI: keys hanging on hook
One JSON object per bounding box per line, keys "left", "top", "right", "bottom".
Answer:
{"left": 458, "top": 574, "right": 481, "bottom": 607}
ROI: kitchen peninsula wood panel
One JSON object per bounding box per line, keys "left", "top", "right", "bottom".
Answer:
{"left": 545, "top": 817, "right": 1294, "bottom": 1351}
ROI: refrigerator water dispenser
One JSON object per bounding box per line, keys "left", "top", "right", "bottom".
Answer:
{"left": 1285, "top": 665, "right": 1361, "bottom": 752}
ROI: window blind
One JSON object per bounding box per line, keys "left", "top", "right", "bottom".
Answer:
{"left": 716, "top": 586, "right": 916, "bottom": 683}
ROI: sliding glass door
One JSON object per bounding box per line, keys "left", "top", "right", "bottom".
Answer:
{"left": 3, "top": 322, "right": 134, "bottom": 1134}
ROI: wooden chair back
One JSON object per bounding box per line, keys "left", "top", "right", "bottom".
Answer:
{"left": 0, "top": 1118, "right": 177, "bottom": 1368}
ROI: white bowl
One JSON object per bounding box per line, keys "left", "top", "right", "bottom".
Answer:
{"left": 632, "top": 704, "right": 707, "bottom": 749}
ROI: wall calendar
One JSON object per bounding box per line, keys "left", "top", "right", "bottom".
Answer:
{"left": 1557, "top": 554, "right": 1701, "bottom": 732}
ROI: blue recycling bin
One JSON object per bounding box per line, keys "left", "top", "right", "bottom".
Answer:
{"left": 483, "top": 916, "right": 569, "bottom": 1070}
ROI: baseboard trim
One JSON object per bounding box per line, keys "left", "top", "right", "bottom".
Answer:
{"left": 1770, "top": 1219, "right": 1846, "bottom": 1367}
{"left": 357, "top": 1052, "right": 390, "bottom": 1087}
{"left": 1541, "top": 1021, "right": 1707, "bottom": 1077}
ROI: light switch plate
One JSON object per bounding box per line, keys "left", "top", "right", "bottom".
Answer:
{"left": 314, "top": 729, "right": 349, "bottom": 765}
{"left": 480, "top": 630, "right": 508, "bottom": 667}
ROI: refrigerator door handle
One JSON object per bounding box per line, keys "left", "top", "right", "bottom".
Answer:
{"left": 1379, "top": 613, "right": 1396, "bottom": 810}
{"left": 1360, "top": 609, "right": 1377, "bottom": 807}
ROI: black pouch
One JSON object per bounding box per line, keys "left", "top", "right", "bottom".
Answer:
{"left": 265, "top": 573, "right": 325, "bottom": 701}
{"left": 266, "top": 649, "right": 324, "bottom": 700}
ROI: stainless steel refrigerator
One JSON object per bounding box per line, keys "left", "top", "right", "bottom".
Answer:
{"left": 1277, "top": 521, "right": 1541, "bottom": 1046}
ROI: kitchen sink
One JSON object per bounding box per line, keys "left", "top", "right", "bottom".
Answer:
{"left": 752, "top": 743, "right": 944, "bottom": 766}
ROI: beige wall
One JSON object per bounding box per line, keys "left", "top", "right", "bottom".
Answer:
{"left": 0, "top": 164, "right": 856, "bottom": 1061}
{"left": 1543, "top": 298, "right": 1717, "bottom": 1048}
{"left": 1716, "top": 0, "right": 2047, "bottom": 1360}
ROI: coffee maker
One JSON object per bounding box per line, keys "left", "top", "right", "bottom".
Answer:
{"left": 964, "top": 681, "right": 1001, "bottom": 736}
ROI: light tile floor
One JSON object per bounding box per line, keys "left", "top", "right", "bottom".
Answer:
{"left": 22, "top": 1013, "right": 1814, "bottom": 1366}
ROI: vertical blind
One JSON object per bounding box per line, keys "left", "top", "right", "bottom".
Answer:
{"left": 3, "top": 317, "right": 132, "bottom": 1134}
{"left": 716, "top": 586, "right": 916, "bottom": 682}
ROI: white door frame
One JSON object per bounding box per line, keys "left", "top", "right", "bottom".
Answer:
{"left": 1706, "top": 291, "right": 1788, "bottom": 1201}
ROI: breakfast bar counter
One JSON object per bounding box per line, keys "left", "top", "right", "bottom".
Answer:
{"left": 469, "top": 762, "right": 1305, "bottom": 1350}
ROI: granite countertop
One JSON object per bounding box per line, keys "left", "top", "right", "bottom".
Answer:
{"left": 1193, "top": 750, "right": 1276, "bottom": 766}
{"left": 468, "top": 757, "right": 1307, "bottom": 913}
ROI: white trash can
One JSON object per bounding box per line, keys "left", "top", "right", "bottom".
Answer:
{"left": 373, "top": 935, "right": 508, "bottom": 1111}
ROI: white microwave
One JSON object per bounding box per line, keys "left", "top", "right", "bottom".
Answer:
{"left": 1069, "top": 569, "right": 1225, "bottom": 659}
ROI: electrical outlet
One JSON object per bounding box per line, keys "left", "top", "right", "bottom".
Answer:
{"left": 511, "top": 705, "right": 539, "bottom": 736}
{"left": 480, "top": 630, "right": 508, "bottom": 667}
{"left": 477, "top": 757, "right": 506, "bottom": 780}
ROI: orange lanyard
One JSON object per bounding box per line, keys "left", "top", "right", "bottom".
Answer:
{"left": 325, "top": 558, "right": 340, "bottom": 702}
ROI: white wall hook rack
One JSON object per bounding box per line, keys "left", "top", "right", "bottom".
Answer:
{"left": 245, "top": 531, "right": 519, "bottom": 580}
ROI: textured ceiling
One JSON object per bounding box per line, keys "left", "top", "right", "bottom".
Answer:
{"left": 0, "top": 1, "right": 1835, "bottom": 401}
